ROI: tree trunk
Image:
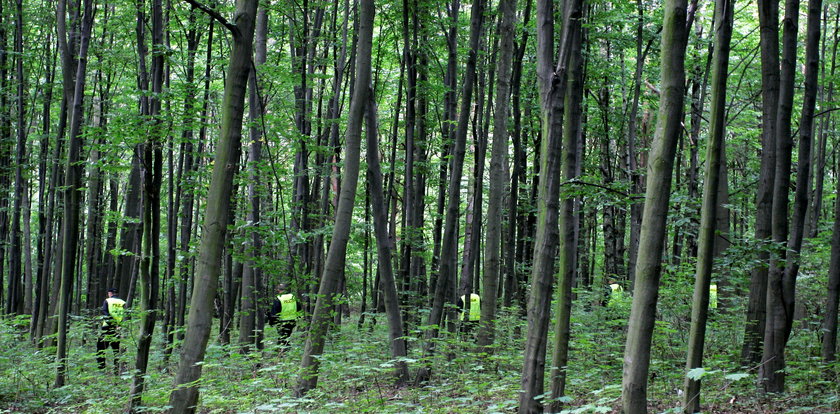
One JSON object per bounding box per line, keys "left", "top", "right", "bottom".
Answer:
{"left": 239, "top": 0, "right": 268, "bottom": 353}
{"left": 167, "top": 0, "right": 258, "bottom": 410}
{"left": 518, "top": 0, "right": 582, "bottom": 409}
{"left": 683, "top": 0, "right": 733, "bottom": 408}
{"left": 742, "top": 0, "right": 780, "bottom": 366}
{"left": 417, "top": 0, "right": 485, "bottom": 383}
{"left": 130, "top": 0, "right": 164, "bottom": 406}
{"left": 6, "top": 0, "right": 26, "bottom": 315}
{"left": 477, "top": 0, "right": 517, "bottom": 350}
{"left": 548, "top": 3, "right": 585, "bottom": 410}
{"left": 620, "top": 0, "right": 689, "bottom": 408}
{"left": 294, "top": 0, "right": 373, "bottom": 394}
{"left": 761, "top": 0, "right": 801, "bottom": 393}
{"left": 55, "top": 0, "right": 94, "bottom": 387}
{"left": 365, "top": 90, "right": 409, "bottom": 383}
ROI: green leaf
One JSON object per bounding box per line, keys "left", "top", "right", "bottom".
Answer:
{"left": 724, "top": 373, "right": 750, "bottom": 382}
{"left": 686, "top": 367, "right": 706, "bottom": 380}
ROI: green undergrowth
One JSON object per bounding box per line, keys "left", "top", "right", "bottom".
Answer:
{"left": 1, "top": 299, "right": 838, "bottom": 413}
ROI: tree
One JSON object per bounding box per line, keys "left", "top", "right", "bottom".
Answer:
{"left": 167, "top": 0, "right": 258, "bottom": 411}
{"left": 518, "top": 0, "right": 582, "bottom": 409}
{"left": 477, "top": 0, "right": 517, "bottom": 351}
{"left": 620, "top": 0, "right": 690, "bottom": 409}
{"left": 54, "top": 0, "right": 95, "bottom": 387}
{"left": 683, "top": 0, "right": 734, "bottom": 409}
{"left": 294, "top": 0, "right": 374, "bottom": 394}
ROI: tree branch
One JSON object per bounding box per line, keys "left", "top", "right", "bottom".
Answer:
{"left": 182, "top": 0, "right": 239, "bottom": 36}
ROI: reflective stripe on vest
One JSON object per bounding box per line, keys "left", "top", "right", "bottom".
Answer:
{"left": 277, "top": 294, "right": 297, "bottom": 321}
{"left": 106, "top": 298, "right": 126, "bottom": 323}
{"left": 460, "top": 294, "right": 481, "bottom": 321}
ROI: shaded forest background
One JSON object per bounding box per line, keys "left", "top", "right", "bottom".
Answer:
{"left": 0, "top": 0, "right": 839, "bottom": 411}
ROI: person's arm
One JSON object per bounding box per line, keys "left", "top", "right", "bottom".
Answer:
{"left": 267, "top": 299, "right": 281, "bottom": 326}
{"left": 101, "top": 300, "right": 109, "bottom": 317}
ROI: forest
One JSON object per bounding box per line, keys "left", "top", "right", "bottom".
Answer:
{"left": 0, "top": 0, "right": 838, "bottom": 411}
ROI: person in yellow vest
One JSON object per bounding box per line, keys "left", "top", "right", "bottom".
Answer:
{"left": 457, "top": 293, "right": 481, "bottom": 334}
{"left": 267, "top": 284, "right": 302, "bottom": 350}
{"left": 97, "top": 288, "right": 126, "bottom": 370}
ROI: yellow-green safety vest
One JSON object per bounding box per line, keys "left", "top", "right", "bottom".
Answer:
{"left": 460, "top": 293, "right": 481, "bottom": 321}
{"left": 106, "top": 298, "right": 126, "bottom": 324}
{"left": 709, "top": 284, "right": 718, "bottom": 309}
{"left": 608, "top": 283, "right": 624, "bottom": 307}
{"left": 277, "top": 294, "right": 298, "bottom": 321}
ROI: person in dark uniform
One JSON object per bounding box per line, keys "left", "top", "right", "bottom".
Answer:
{"left": 267, "top": 284, "right": 302, "bottom": 350}
{"left": 97, "top": 288, "right": 126, "bottom": 371}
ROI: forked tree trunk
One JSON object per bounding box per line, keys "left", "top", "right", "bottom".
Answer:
{"left": 239, "top": 0, "right": 268, "bottom": 353}
{"left": 761, "top": 0, "right": 801, "bottom": 393}
{"left": 548, "top": 3, "right": 585, "bottom": 410}
{"left": 130, "top": 0, "right": 164, "bottom": 407}
{"left": 518, "top": 0, "right": 581, "bottom": 410}
{"left": 417, "top": 0, "right": 485, "bottom": 383}
{"left": 742, "top": 0, "right": 780, "bottom": 366}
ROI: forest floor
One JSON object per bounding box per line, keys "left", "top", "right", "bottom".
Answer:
{"left": 0, "top": 295, "right": 838, "bottom": 413}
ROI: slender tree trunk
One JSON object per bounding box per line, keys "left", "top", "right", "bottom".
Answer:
{"left": 6, "top": 0, "right": 26, "bottom": 315}
{"left": 683, "top": 0, "right": 733, "bottom": 409}
{"left": 742, "top": 0, "right": 780, "bottom": 366}
{"left": 167, "top": 0, "right": 258, "bottom": 410}
{"left": 477, "top": 0, "right": 517, "bottom": 350}
{"left": 548, "top": 4, "right": 585, "bottom": 410}
{"left": 55, "top": 0, "right": 94, "bottom": 387}
{"left": 130, "top": 0, "right": 164, "bottom": 406}
{"left": 294, "top": 0, "right": 373, "bottom": 394}
{"left": 761, "top": 0, "right": 801, "bottom": 392}
{"left": 365, "top": 90, "right": 409, "bottom": 383}
{"left": 620, "top": 0, "right": 689, "bottom": 408}
{"left": 239, "top": 0, "right": 268, "bottom": 353}
{"left": 418, "top": 0, "right": 485, "bottom": 383}
{"left": 518, "top": 0, "right": 581, "bottom": 409}
{"left": 822, "top": 153, "right": 840, "bottom": 362}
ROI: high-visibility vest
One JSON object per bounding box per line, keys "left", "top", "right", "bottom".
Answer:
{"left": 277, "top": 294, "right": 298, "bottom": 321}
{"left": 105, "top": 298, "right": 126, "bottom": 324}
{"left": 709, "top": 284, "right": 718, "bottom": 309}
{"left": 460, "top": 293, "right": 481, "bottom": 321}
{"left": 608, "top": 283, "right": 624, "bottom": 307}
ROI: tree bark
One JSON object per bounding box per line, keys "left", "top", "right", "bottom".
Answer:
{"left": 761, "top": 0, "right": 801, "bottom": 393}
{"left": 417, "top": 0, "right": 485, "bottom": 383}
{"left": 294, "top": 0, "right": 373, "bottom": 394}
{"left": 167, "top": 0, "right": 258, "bottom": 410}
{"left": 620, "top": 0, "right": 689, "bottom": 408}
{"left": 365, "top": 90, "right": 409, "bottom": 383}
{"left": 518, "top": 0, "right": 582, "bottom": 409}
{"left": 239, "top": 0, "right": 268, "bottom": 353}
{"left": 130, "top": 0, "right": 164, "bottom": 406}
{"left": 548, "top": 3, "right": 585, "bottom": 410}
{"left": 55, "top": 0, "right": 94, "bottom": 387}
{"left": 683, "top": 0, "right": 733, "bottom": 409}
{"left": 477, "top": 0, "right": 517, "bottom": 351}
{"left": 742, "top": 0, "right": 780, "bottom": 366}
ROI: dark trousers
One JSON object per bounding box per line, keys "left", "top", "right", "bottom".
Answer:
{"left": 277, "top": 321, "right": 296, "bottom": 349}
{"left": 96, "top": 324, "right": 121, "bottom": 369}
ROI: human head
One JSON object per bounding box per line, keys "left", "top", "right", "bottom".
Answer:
{"left": 107, "top": 288, "right": 118, "bottom": 298}
{"left": 277, "top": 283, "right": 288, "bottom": 294}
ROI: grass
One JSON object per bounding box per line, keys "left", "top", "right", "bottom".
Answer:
{"left": 0, "top": 298, "right": 838, "bottom": 413}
